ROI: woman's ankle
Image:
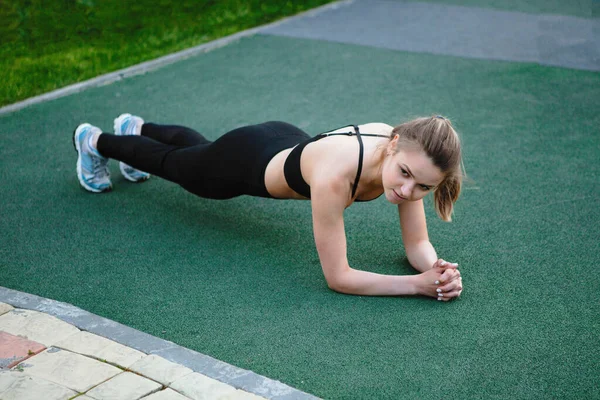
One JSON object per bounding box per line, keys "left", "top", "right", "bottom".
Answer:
{"left": 91, "top": 131, "right": 101, "bottom": 149}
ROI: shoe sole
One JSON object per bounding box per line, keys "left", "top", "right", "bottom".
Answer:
{"left": 119, "top": 162, "right": 150, "bottom": 183}
{"left": 114, "top": 113, "right": 151, "bottom": 183}
{"left": 73, "top": 123, "right": 111, "bottom": 193}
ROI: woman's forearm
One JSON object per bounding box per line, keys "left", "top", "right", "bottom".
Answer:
{"left": 328, "top": 268, "right": 419, "bottom": 296}
{"left": 405, "top": 240, "right": 438, "bottom": 272}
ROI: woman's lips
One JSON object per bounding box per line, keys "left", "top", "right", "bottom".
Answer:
{"left": 393, "top": 190, "right": 407, "bottom": 201}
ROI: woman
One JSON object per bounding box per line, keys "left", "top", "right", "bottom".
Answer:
{"left": 73, "top": 114, "right": 464, "bottom": 300}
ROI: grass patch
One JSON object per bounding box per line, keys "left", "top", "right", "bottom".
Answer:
{"left": 0, "top": 0, "right": 335, "bottom": 107}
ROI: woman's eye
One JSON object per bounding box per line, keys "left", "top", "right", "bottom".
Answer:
{"left": 400, "top": 168, "right": 409, "bottom": 176}
{"left": 420, "top": 185, "right": 431, "bottom": 191}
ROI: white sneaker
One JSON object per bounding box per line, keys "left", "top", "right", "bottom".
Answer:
{"left": 113, "top": 113, "right": 151, "bottom": 182}
{"left": 73, "top": 124, "right": 112, "bottom": 193}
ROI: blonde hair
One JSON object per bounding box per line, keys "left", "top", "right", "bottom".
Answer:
{"left": 391, "top": 115, "right": 464, "bottom": 221}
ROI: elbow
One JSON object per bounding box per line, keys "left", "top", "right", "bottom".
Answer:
{"left": 325, "top": 271, "right": 354, "bottom": 294}
{"left": 326, "top": 278, "right": 344, "bottom": 293}
{"left": 327, "top": 280, "right": 351, "bottom": 294}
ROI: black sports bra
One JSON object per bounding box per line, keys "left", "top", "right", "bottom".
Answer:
{"left": 283, "top": 125, "right": 389, "bottom": 200}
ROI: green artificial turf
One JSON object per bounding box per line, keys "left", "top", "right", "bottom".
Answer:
{"left": 0, "top": 0, "right": 335, "bottom": 107}
{"left": 1, "top": 34, "right": 599, "bottom": 399}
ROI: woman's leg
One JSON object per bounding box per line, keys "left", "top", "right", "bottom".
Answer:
{"left": 96, "top": 133, "right": 199, "bottom": 185}
{"left": 95, "top": 121, "right": 309, "bottom": 199}
{"left": 113, "top": 115, "right": 211, "bottom": 182}
{"left": 141, "top": 123, "right": 211, "bottom": 147}
{"left": 114, "top": 113, "right": 211, "bottom": 147}
{"left": 98, "top": 131, "right": 250, "bottom": 199}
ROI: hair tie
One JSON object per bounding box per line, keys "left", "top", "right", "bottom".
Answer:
{"left": 435, "top": 115, "right": 445, "bottom": 120}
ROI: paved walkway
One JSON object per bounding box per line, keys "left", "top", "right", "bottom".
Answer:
{"left": 262, "top": 0, "right": 599, "bottom": 71}
{"left": 0, "top": 288, "right": 316, "bottom": 400}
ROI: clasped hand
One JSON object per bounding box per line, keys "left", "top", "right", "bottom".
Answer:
{"left": 419, "top": 259, "right": 463, "bottom": 302}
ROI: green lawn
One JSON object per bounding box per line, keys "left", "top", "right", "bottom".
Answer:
{"left": 0, "top": 0, "right": 335, "bottom": 107}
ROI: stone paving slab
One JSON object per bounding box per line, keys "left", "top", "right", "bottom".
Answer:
{"left": 151, "top": 347, "right": 299, "bottom": 398}
{"left": 20, "top": 347, "right": 121, "bottom": 392}
{"left": 143, "top": 388, "right": 193, "bottom": 400}
{"left": 86, "top": 371, "right": 162, "bottom": 400}
{"left": 129, "top": 354, "right": 193, "bottom": 386}
{"left": 0, "top": 370, "right": 78, "bottom": 400}
{"left": 54, "top": 330, "right": 145, "bottom": 368}
{"left": 0, "top": 331, "right": 46, "bottom": 369}
{"left": 0, "top": 309, "right": 80, "bottom": 346}
{"left": 170, "top": 372, "right": 237, "bottom": 400}
{"left": 0, "top": 303, "right": 13, "bottom": 316}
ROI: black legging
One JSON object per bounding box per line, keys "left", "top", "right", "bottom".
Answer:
{"left": 97, "top": 121, "right": 310, "bottom": 199}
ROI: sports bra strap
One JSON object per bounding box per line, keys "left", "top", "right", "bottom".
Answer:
{"left": 352, "top": 125, "right": 363, "bottom": 199}
{"left": 319, "top": 125, "right": 389, "bottom": 198}
{"left": 320, "top": 125, "right": 389, "bottom": 199}
{"left": 320, "top": 126, "right": 390, "bottom": 139}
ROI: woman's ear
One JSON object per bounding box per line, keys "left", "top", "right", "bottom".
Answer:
{"left": 388, "top": 135, "right": 399, "bottom": 155}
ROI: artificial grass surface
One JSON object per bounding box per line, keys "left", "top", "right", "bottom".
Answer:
{"left": 1, "top": 34, "right": 599, "bottom": 399}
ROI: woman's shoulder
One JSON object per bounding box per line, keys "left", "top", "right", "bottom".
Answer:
{"left": 357, "top": 122, "right": 394, "bottom": 135}
{"left": 312, "top": 122, "right": 392, "bottom": 165}
{"left": 321, "top": 122, "right": 393, "bottom": 136}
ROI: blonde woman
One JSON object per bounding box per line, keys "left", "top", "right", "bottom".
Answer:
{"left": 73, "top": 115, "right": 464, "bottom": 300}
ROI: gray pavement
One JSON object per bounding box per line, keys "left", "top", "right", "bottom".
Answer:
{"left": 262, "top": 0, "right": 600, "bottom": 71}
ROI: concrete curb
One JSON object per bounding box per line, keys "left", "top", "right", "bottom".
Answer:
{"left": 0, "top": 0, "right": 353, "bottom": 117}
{"left": 0, "top": 286, "right": 319, "bottom": 400}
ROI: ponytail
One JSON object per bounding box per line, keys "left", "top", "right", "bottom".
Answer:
{"left": 434, "top": 175, "right": 461, "bottom": 222}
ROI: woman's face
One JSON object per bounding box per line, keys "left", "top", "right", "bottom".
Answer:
{"left": 381, "top": 144, "right": 444, "bottom": 204}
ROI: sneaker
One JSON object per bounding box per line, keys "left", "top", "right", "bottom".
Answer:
{"left": 114, "top": 113, "right": 150, "bottom": 182}
{"left": 73, "top": 123, "right": 112, "bottom": 193}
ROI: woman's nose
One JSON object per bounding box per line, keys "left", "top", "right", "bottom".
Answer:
{"left": 400, "top": 183, "right": 413, "bottom": 198}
